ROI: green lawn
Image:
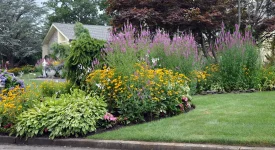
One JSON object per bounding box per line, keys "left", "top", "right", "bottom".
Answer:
{"left": 19, "top": 72, "right": 44, "bottom": 88}
{"left": 88, "top": 91, "right": 275, "bottom": 146}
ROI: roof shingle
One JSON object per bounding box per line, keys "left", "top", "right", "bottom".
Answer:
{"left": 53, "top": 23, "right": 111, "bottom": 41}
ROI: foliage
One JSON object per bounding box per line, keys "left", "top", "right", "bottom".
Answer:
{"left": 74, "top": 22, "right": 90, "bottom": 38}
{"left": 44, "top": 0, "right": 109, "bottom": 25}
{"left": 0, "top": 0, "right": 46, "bottom": 66}
{"left": 211, "top": 25, "right": 261, "bottom": 91}
{"left": 65, "top": 23, "right": 105, "bottom": 86}
{"left": 104, "top": 23, "right": 200, "bottom": 76}
{"left": 16, "top": 89, "right": 107, "bottom": 139}
{"left": 40, "top": 81, "right": 72, "bottom": 97}
{"left": 50, "top": 43, "right": 70, "bottom": 59}
{"left": 195, "top": 64, "right": 222, "bottom": 93}
{"left": 86, "top": 63, "right": 193, "bottom": 123}
{"left": 8, "top": 65, "right": 35, "bottom": 76}
{"left": 258, "top": 66, "right": 275, "bottom": 91}
{"left": 97, "top": 112, "right": 117, "bottom": 129}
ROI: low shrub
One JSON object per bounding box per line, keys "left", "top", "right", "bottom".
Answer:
{"left": 195, "top": 64, "right": 223, "bottom": 93}
{"left": 8, "top": 65, "right": 34, "bottom": 76}
{"left": 16, "top": 89, "right": 107, "bottom": 139}
{"left": 40, "top": 81, "right": 72, "bottom": 97}
{"left": 86, "top": 63, "right": 193, "bottom": 124}
{"left": 259, "top": 66, "right": 275, "bottom": 91}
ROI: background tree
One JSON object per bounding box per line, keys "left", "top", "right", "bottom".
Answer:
{"left": 0, "top": 0, "right": 46, "bottom": 67}
{"left": 44, "top": 0, "right": 110, "bottom": 25}
{"left": 244, "top": 0, "right": 275, "bottom": 42}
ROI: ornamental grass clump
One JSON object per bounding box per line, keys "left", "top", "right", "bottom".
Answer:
{"left": 86, "top": 63, "right": 194, "bottom": 124}
{"left": 211, "top": 24, "right": 261, "bottom": 91}
{"left": 103, "top": 23, "right": 200, "bottom": 76}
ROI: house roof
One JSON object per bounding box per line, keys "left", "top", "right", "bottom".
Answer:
{"left": 42, "top": 23, "right": 111, "bottom": 44}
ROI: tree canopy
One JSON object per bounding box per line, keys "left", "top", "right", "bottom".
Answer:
{"left": 44, "top": 0, "right": 110, "bottom": 25}
{"left": 0, "top": 0, "right": 46, "bottom": 66}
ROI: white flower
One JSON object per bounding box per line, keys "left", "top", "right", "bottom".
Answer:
{"left": 152, "top": 58, "right": 159, "bottom": 64}
{"left": 96, "top": 83, "right": 104, "bottom": 89}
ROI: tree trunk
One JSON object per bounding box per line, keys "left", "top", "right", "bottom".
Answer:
{"left": 199, "top": 31, "right": 208, "bottom": 59}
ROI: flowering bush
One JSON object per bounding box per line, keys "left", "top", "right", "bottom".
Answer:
{"left": 104, "top": 23, "right": 200, "bottom": 76}
{"left": 0, "top": 83, "right": 42, "bottom": 130}
{"left": 86, "top": 63, "right": 193, "bottom": 123}
{"left": 0, "top": 72, "right": 25, "bottom": 89}
{"left": 0, "top": 86, "right": 24, "bottom": 127}
{"left": 195, "top": 64, "right": 223, "bottom": 93}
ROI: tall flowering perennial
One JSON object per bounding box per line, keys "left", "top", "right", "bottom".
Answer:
{"left": 209, "top": 24, "right": 261, "bottom": 91}
{"left": 86, "top": 63, "right": 194, "bottom": 123}
{"left": 103, "top": 23, "right": 200, "bottom": 76}
{"left": 213, "top": 23, "right": 254, "bottom": 53}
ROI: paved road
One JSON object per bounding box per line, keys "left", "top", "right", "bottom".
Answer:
{"left": 0, "top": 144, "right": 116, "bottom": 150}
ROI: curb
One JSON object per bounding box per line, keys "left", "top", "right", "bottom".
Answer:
{"left": 0, "top": 135, "right": 274, "bottom": 150}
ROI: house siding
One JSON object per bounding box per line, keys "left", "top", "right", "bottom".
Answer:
{"left": 49, "top": 30, "right": 58, "bottom": 47}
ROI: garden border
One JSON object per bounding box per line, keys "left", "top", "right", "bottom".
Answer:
{"left": 0, "top": 135, "right": 274, "bottom": 150}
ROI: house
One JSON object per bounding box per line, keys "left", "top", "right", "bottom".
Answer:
{"left": 42, "top": 23, "right": 111, "bottom": 58}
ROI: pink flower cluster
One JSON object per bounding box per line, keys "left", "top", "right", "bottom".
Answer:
{"left": 104, "top": 113, "right": 117, "bottom": 121}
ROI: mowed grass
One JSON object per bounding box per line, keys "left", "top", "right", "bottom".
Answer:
{"left": 18, "top": 72, "right": 44, "bottom": 89}
{"left": 88, "top": 91, "right": 275, "bottom": 146}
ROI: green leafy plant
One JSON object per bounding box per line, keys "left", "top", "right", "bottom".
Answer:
{"left": 65, "top": 23, "right": 105, "bottom": 86}
{"left": 15, "top": 89, "right": 107, "bottom": 139}
{"left": 50, "top": 43, "right": 70, "bottom": 59}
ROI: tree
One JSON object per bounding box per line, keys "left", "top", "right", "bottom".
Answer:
{"left": 244, "top": 0, "right": 275, "bottom": 42}
{"left": 0, "top": 0, "right": 46, "bottom": 67}
{"left": 44, "top": 0, "right": 110, "bottom": 25}
{"left": 106, "top": 0, "right": 240, "bottom": 59}
{"left": 65, "top": 23, "right": 105, "bottom": 86}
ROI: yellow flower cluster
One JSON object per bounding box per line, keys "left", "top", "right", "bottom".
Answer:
{"left": 195, "top": 71, "right": 210, "bottom": 82}
{"left": 52, "top": 60, "right": 61, "bottom": 66}
{"left": 86, "top": 63, "right": 190, "bottom": 103}
{"left": 40, "top": 81, "right": 72, "bottom": 97}
{"left": 0, "top": 86, "right": 24, "bottom": 122}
